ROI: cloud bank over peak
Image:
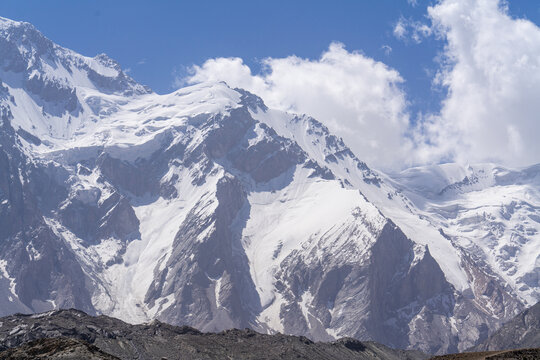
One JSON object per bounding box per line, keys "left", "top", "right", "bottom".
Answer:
{"left": 182, "top": 0, "right": 540, "bottom": 170}
{"left": 185, "top": 42, "right": 413, "bottom": 170}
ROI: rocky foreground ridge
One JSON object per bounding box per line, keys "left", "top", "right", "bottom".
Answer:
{"left": 0, "top": 309, "right": 428, "bottom": 360}
{"left": 0, "top": 16, "right": 538, "bottom": 355}
{"left": 0, "top": 308, "right": 538, "bottom": 359}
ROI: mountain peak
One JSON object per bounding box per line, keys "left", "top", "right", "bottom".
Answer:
{"left": 0, "top": 16, "right": 34, "bottom": 31}
{"left": 93, "top": 53, "right": 123, "bottom": 72}
{"left": 0, "top": 16, "right": 54, "bottom": 54}
{"left": 0, "top": 15, "right": 538, "bottom": 357}
{"left": 0, "top": 16, "right": 150, "bottom": 97}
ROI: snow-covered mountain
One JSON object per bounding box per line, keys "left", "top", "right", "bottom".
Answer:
{"left": 0, "top": 17, "right": 538, "bottom": 355}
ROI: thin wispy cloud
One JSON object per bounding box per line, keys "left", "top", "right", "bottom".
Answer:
{"left": 393, "top": 18, "right": 407, "bottom": 40}
{"left": 393, "top": 17, "right": 432, "bottom": 43}
{"left": 381, "top": 44, "right": 392, "bottom": 56}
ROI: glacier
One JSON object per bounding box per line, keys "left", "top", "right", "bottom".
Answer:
{"left": 0, "top": 16, "right": 538, "bottom": 355}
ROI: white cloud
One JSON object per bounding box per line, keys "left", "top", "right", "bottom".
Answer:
{"left": 186, "top": 42, "right": 412, "bottom": 170}
{"left": 183, "top": 0, "right": 540, "bottom": 170}
{"left": 393, "top": 17, "right": 432, "bottom": 43}
{"left": 411, "top": 23, "right": 432, "bottom": 43}
{"left": 417, "top": 0, "right": 540, "bottom": 167}
{"left": 381, "top": 44, "right": 393, "bottom": 56}
{"left": 393, "top": 18, "right": 407, "bottom": 39}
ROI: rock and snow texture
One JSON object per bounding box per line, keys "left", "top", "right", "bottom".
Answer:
{"left": 0, "top": 16, "right": 537, "bottom": 355}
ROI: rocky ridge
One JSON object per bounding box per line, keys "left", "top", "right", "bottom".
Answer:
{"left": 471, "top": 301, "right": 540, "bottom": 352}
{"left": 0, "top": 309, "right": 427, "bottom": 360}
{"left": 0, "top": 16, "right": 538, "bottom": 355}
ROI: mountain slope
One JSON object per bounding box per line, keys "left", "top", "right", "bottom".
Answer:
{"left": 472, "top": 301, "right": 540, "bottom": 351}
{"left": 390, "top": 163, "right": 540, "bottom": 307}
{"left": 0, "top": 16, "right": 538, "bottom": 355}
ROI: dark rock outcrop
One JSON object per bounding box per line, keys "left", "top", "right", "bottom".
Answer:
{"left": 0, "top": 338, "right": 119, "bottom": 360}
{"left": 0, "top": 309, "right": 427, "bottom": 360}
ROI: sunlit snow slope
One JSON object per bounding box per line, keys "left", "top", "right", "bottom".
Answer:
{"left": 0, "top": 16, "right": 538, "bottom": 355}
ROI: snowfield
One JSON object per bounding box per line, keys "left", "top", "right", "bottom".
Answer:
{"left": 0, "top": 16, "right": 538, "bottom": 354}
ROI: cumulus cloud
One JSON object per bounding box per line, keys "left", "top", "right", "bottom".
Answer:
{"left": 416, "top": 0, "right": 540, "bottom": 167}
{"left": 182, "top": 0, "right": 540, "bottom": 169}
{"left": 186, "top": 42, "right": 412, "bottom": 170}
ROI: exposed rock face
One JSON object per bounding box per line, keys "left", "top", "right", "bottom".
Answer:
{"left": 472, "top": 302, "right": 540, "bottom": 352}
{"left": 271, "top": 220, "right": 457, "bottom": 353}
{"left": 0, "top": 16, "right": 538, "bottom": 356}
{"left": 0, "top": 309, "right": 428, "bottom": 360}
{"left": 146, "top": 175, "right": 258, "bottom": 331}
{"left": 0, "top": 105, "right": 94, "bottom": 315}
{"left": 0, "top": 338, "right": 120, "bottom": 360}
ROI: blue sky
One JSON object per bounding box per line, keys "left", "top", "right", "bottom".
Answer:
{"left": 0, "top": 0, "right": 455, "bottom": 113}
{"left": 0, "top": 0, "right": 538, "bottom": 115}
{"left": 1, "top": 0, "right": 540, "bottom": 168}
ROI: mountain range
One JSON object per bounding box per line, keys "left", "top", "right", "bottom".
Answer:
{"left": 0, "top": 16, "right": 538, "bottom": 355}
